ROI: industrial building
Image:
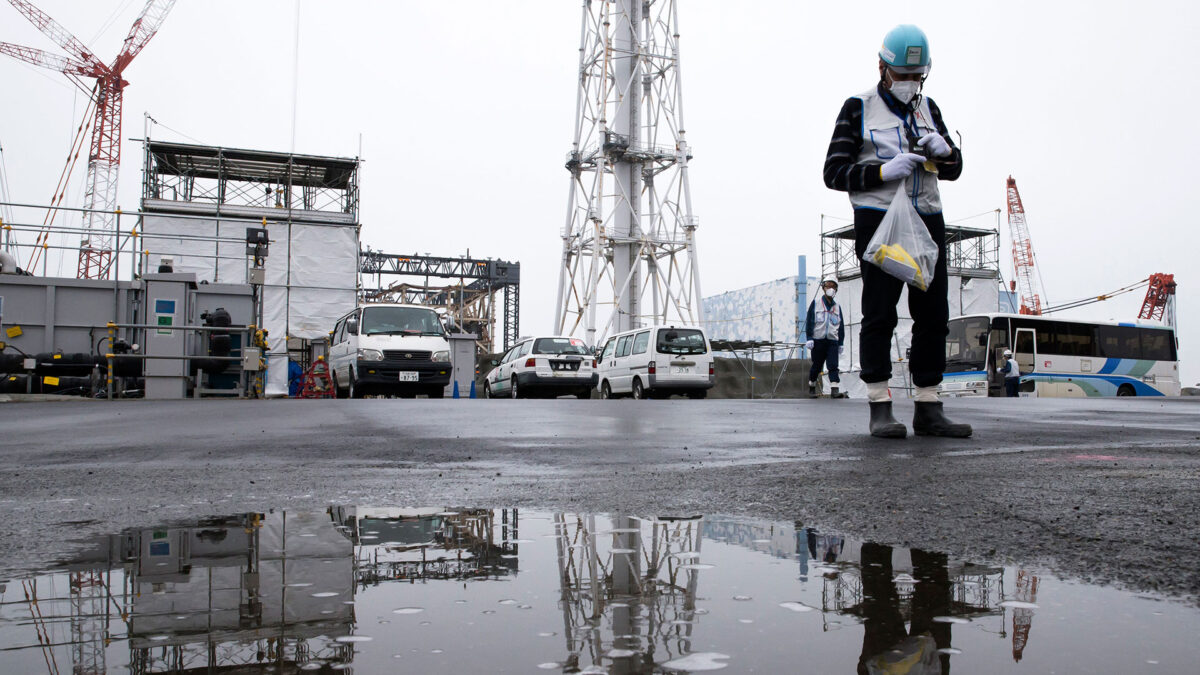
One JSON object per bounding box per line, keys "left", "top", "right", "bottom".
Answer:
{"left": 702, "top": 256, "right": 819, "bottom": 349}
{"left": 140, "top": 140, "right": 360, "bottom": 396}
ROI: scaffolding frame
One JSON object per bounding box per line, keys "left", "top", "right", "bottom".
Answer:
{"left": 820, "top": 220, "right": 1000, "bottom": 284}
{"left": 142, "top": 141, "right": 359, "bottom": 222}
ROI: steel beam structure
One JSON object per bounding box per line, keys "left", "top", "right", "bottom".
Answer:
{"left": 555, "top": 0, "right": 703, "bottom": 347}
{"left": 820, "top": 221, "right": 1000, "bottom": 283}
{"left": 359, "top": 251, "right": 520, "bottom": 351}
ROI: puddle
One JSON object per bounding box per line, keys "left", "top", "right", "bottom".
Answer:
{"left": 0, "top": 508, "right": 1197, "bottom": 673}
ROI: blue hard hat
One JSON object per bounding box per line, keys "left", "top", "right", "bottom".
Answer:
{"left": 879, "top": 24, "right": 931, "bottom": 74}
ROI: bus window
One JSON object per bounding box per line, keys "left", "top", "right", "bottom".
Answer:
{"left": 1141, "top": 329, "right": 1175, "bottom": 361}
{"left": 1035, "top": 323, "right": 1056, "bottom": 355}
{"left": 1098, "top": 325, "right": 1141, "bottom": 359}
{"left": 1058, "top": 323, "right": 1098, "bottom": 357}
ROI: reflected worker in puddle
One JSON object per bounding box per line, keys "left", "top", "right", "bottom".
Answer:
{"left": 857, "top": 542, "right": 954, "bottom": 674}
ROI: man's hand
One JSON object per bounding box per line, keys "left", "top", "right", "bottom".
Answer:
{"left": 917, "top": 133, "right": 952, "bottom": 158}
{"left": 880, "top": 153, "right": 926, "bottom": 181}
{"left": 805, "top": 340, "right": 815, "bottom": 351}
{"left": 839, "top": 345, "right": 845, "bottom": 358}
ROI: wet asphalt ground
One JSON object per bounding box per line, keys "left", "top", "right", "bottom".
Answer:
{"left": 0, "top": 396, "right": 1197, "bottom": 603}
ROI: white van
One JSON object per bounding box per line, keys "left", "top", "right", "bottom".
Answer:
{"left": 595, "top": 325, "right": 715, "bottom": 399}
{"left": 328, "top": 304, "right": 452, "bottom": 398}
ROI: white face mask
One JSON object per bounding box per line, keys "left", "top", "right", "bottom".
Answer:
{"left": 889, "top": 80, "right": 921, "bottom": 104}
{"left": 825, "top": 288, "right": 837, "bottom": 298}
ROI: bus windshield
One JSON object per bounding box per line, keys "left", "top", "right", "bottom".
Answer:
{"left": 945, "top": 317, "right": 989, "bottom": 372}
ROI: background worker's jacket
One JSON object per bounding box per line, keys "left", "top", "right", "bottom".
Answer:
{"left": 1000, "top": 357, "right": 1021, "bottom": 379}
{"left": 806, "top": 297, "right": 845, "bottom": 344}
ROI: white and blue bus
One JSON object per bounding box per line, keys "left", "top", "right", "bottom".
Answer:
{"left": 942, "top": 313, "right": 1180, "bottom": 397}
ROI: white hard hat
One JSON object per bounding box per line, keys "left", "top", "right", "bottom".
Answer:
{"left": 1003, "top": 349, "right": 1013, "bottom": 356}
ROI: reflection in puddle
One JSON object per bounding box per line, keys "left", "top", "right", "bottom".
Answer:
{"left": 0, "top": 509, "right": 1197, "bottom": 673}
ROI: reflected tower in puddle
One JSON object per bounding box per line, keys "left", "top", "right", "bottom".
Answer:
{"left": 552, "top": 514, "right": 706, "bottom": 673}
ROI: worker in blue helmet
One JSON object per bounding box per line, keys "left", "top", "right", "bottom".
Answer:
{"left": 822, "top": 24, "right": 971, "bottom": 439}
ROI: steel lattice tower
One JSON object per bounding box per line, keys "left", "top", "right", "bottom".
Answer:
{"left": 555, "top": 0, "right": 703, "bottom": 345}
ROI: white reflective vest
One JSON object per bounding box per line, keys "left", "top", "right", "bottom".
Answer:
{"left": 1000, "top": 357, "right": 1020, "bottom": 379}
{"left": 812, "top": 300, "right": 843, "bottom": 341}
{"left": 849, "top": 88, "right": 944, "bottom": 215}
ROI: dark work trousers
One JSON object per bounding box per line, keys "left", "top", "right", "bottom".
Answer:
{"left": 1005, "top": 378, "right": 1019, "bottom": 397}
{"left": 854, "top": 207, "right": 949, "bottom": 388}
{"left": 809, "top": 338, "right": 841, "bottom": 383}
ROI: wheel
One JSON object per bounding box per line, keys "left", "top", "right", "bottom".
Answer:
{"left": 687, "top": 390, "right": 707, "bottom": 400}
{"left": 600, "top": 381, "right": 613, "bottom": 400}
{"left": 427, "top": 386, "right": 445, "bottom": 399}
{"left": 631, "top": 378, "right": 645, "bottom": 400}
{"left": 332, "top": 373, "right": 347, "bottom": 399}
{"left": 1117, "top": 384, "right": 1136, "bottom": 397}
{"left": 510, "top": 376, "right": 520, "bottom": 399}
{"left": 576, "top": 388, "right": 592, "bottom": 400}
{"left": 483, "top": 382, "right": 491, "bottom": 398}
{"left": 348, "top": 369, "right": 363, "bottom": 399}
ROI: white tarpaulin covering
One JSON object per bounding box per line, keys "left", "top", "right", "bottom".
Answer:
{"left": 143, "top": 216, "right": 358, "bottom": 396}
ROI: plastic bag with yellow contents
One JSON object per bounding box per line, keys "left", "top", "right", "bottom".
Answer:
{"left": 862, "top": 182, "right": 938, "bottom": 291}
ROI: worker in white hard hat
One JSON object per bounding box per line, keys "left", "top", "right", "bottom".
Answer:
{"left": 822, "top": 24, "right": 971, "bottom": 439}
{"left": 998, "top": 348, "right": 1021, "bottom": 397}
{"left": 805, "top": 279, "right": 846, "bottom": 398}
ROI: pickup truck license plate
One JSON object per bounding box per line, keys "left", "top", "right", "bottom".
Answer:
{"left": 398, "top": 371, "right": 419, "bottom": 382}
{"left": 672, "top": 366, "right": 691, "bottom": 374}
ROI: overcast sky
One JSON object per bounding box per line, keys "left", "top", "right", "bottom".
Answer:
{"left": 2, "top": 0, "right": 1196, "bottom": 384}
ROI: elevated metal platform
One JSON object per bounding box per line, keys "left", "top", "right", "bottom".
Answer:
{"left": 360, "top": 250, "right": 520, "bottom": 352}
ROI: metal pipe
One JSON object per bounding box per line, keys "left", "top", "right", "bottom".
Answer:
{"left": 0, "top": 199, "right": 299, "bottom": 226}
{"left": 105, "top": 354, "right": 244, "bottom": 361}
{"left": 100, "top": 323, "right": 253, "bottom": 332}
{"left": 106, "top": 324, "right": 114, "bottom": 401}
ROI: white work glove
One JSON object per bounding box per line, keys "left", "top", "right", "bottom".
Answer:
{"left": 804, "top": 340, "right": 814, "bottom": 350}
{"left": 879, "top": 153, "right": 926, "bottom": 182}
{"left": 917, "top": 132, "right": 952, "bottom": 158}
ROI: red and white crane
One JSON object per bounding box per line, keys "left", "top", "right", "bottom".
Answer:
{"left": 0, "top": 0, "right": 175, "bottom": 279}
{"left": 1138, "top": 272, "right": 1177, "bottom": 328}
{"left": 1005, "top": 176, "right": 1048, "bottom": 315}
{"left": 1005, "top": 178, "right": 1178, "bottom": 330}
